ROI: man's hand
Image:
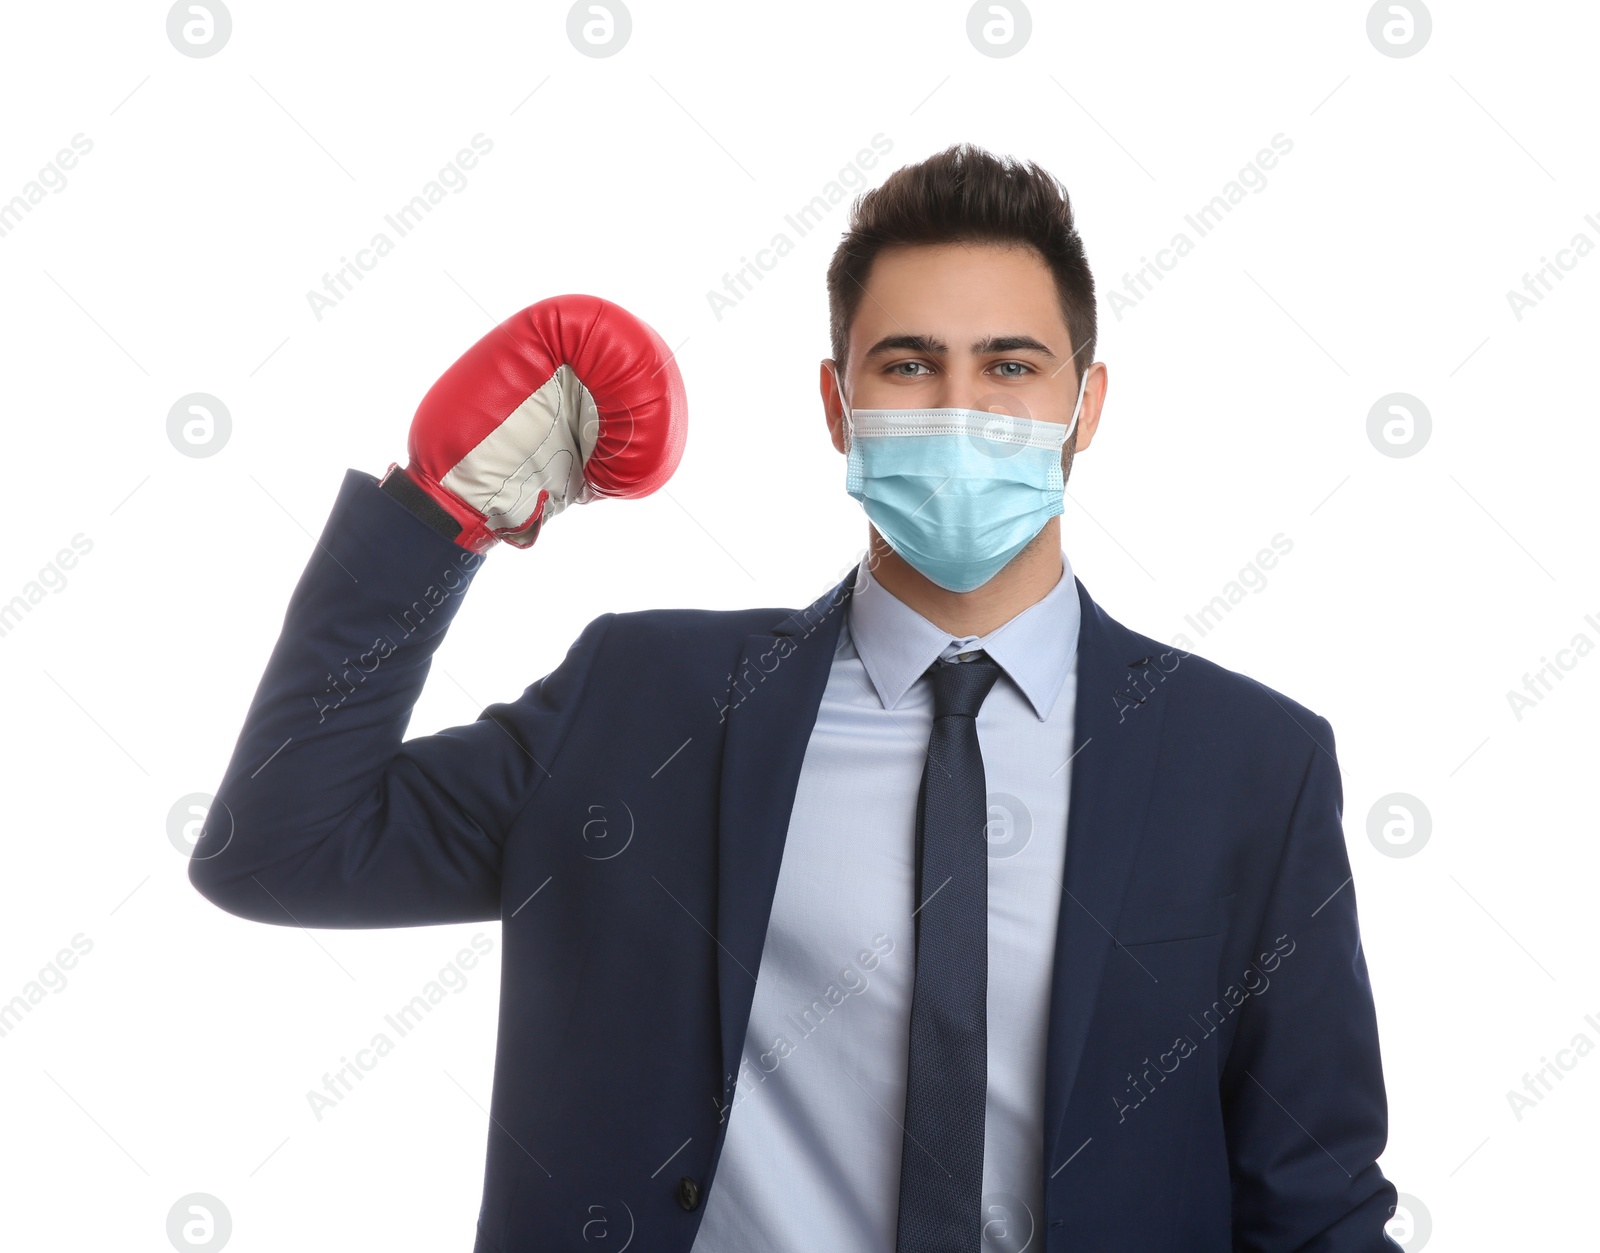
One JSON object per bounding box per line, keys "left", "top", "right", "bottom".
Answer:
{"left": 383, "top": 293, "right": 687, "bottom": 552}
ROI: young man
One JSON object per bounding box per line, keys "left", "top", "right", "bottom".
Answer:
{"left": 192, "top": 144, "right": 1401, "bottom": 1251}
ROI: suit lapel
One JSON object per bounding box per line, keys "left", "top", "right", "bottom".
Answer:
{"left": 1042, "top": 579, "right": 1173, "bottom": 1168}
{"left": 714, "top": 570, "right": 856, "bottom": 1112}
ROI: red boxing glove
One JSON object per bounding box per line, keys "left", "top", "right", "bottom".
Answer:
{"left": 386, "top": 294, "right": 687, "bottom": 552}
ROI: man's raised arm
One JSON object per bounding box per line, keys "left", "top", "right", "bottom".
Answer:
{"left": 187, "top": 294, "right": 686, "bottom": 929}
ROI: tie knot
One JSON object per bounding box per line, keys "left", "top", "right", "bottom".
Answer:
{"left": 926, "top": 650, "right": 1002, "bottom": 719}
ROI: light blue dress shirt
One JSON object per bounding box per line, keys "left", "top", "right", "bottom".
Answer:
{"left": 693, "top": 549, "right": 1082, "bottom": 1252}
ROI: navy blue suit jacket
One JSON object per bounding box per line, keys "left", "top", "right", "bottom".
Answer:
{"left": 190, "top": 469, "right": 1401, "bottom": 1252}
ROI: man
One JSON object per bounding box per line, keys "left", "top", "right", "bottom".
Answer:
{"left": 191, "top": 143, "right": 1402, "bottom": 1251}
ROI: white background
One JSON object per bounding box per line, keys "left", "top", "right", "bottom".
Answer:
{"left": 1, "top": 2, "right": 1595, "bottom": 1249}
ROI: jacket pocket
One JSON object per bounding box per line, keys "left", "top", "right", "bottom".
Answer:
{"left": 1112, "top": 893, "right": 1235, "bottom": 947}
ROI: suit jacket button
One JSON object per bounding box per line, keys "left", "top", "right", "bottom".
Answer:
{"left": 677, "top": 1175, "right": 701, "bottom": 1211}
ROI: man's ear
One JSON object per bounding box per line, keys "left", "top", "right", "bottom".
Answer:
{"left": 1073, "top": 361, "right": 1109, "bottom": 453}
{"left": 821, "top": 359, "right": 847, "bottom": 454}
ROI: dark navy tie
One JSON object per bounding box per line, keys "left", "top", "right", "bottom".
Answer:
{"left": 896, "top": 650, "right": 1003, "bottom": 1253}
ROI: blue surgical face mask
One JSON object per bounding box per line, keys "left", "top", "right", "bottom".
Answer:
{"left": 837, "top": 368, "right": 1089, "bottom": 593}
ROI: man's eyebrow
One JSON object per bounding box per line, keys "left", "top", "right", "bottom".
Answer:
{"left": 862, "top": 333, "right": 1058, "bottom": 359}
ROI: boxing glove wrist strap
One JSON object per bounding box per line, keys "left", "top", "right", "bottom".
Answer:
{"left": 378, "top": 463, "right": 465, "bottom": 543}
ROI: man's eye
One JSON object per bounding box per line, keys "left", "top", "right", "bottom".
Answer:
{"left": 994, "top": 361, "right": 1034, "bottom": 378}
{"left": 890, "top": 361, "right": 932, "bottom": 376}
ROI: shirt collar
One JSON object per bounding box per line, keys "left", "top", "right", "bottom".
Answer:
{"left": 845, "top": 550, "right": 1081, "bottom": 721}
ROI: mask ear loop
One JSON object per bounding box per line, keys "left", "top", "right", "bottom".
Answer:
{"left": 831, "top": 364, "right": 854, "bottom": 453}
{"left": 1064, "top": 365, "right": 1091, "bottom": 445}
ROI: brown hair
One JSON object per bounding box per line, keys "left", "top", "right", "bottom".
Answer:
{"left": 826, "top": 143, "right": 1097, "bottom": 386}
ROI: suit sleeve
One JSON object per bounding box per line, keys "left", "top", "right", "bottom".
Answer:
{"left": 1221, "top": 715, "right": 1403, "bottom": 1252}
{"left": 187, "top": 468, "right": 613, "bottom": 929}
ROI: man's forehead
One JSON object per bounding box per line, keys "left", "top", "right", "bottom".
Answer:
{"left": 850, "top": 248, "right": 1068, "bottom": 339}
